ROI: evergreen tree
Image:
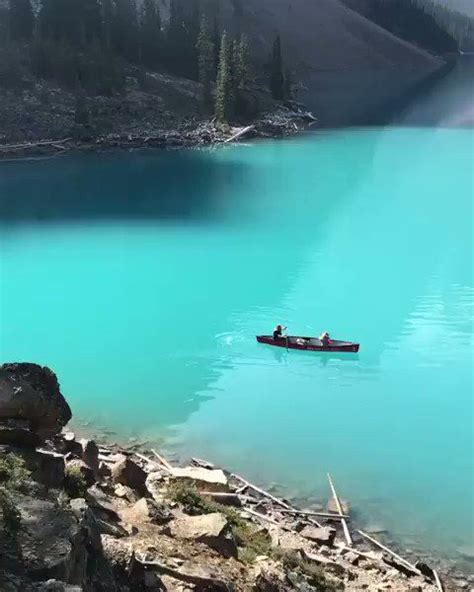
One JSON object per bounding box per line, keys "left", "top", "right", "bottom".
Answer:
{"left": 113, "top": 0, "right": 139, "bottom": 61}
{"left": 102, "top": 0, "right": 114, "bottom": 50}
{"left": 141, "top": 0, "right": 162, "bottom": 68}
{"left": 212, "top": 15, "right": 220, "bottom": 79}
{"left": 196, "top": 14, "right": 214, "bottom": 106}
{"left": 80, "top": 0, "right": 102, "bottom": 46}
{"left": 270, "top": 35, "right": 284, "bottom": 101}
{"left": 283, "top": 68, "right": 292, "bottom": 101}
{"left": 8, "top": 0, "right": 34, "bottom": 41}
{"left": 215, "top": 30, "right": 232, "bottom": 122}
{"left": 234, "top": 34, "right": 249, "bottom": 116}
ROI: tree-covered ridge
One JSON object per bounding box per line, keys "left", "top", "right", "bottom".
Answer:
{"left": 365, "top": 0, "right": 459, "bottom": 53}
{"left": 361, "top": 0, "right": 474, "bottom": 52}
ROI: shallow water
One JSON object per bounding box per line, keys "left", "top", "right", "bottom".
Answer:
{"left": 1, "top": 123, "right": 473, "bottom": 564}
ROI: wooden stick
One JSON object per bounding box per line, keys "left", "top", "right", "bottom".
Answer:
{"left": 278, "top": 509, "right": 349, "bottom": 520}
{"left": 433, "top": 569, "right": 444, "bottom": 592}
{"left": 335, "top": 543, "right": 381, "bottom": 562}
{"left": 134, "top": 451, "right": 162, "bottom": 470}
{"left": 231, "top": 473, "right": 293, "bottom": 510}
{"left": 244, "top": 508, "right": 290, "bottom": 530}
{"left": 357, "top": 530, "right": 421, "bottom": 576}
{"left": 231, "top": 473, "right": 322, "bottom": 528}
{"left": 0, "top": 137, "right": 72, "bottom": 151}
{"left": 137, "top": 557, "right": 230, "bottom": 589}
{"left": 224, "top": 125, "right": 255, "bottom": 143}
{"left": 327, "top": 473, "right": 353, "bottom": 546}
{"left": 151, "top": 448, "right": 173, "bottom": 471}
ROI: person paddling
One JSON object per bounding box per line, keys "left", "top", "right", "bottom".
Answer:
{"left": 273, "top": 324, "right": 287, "bottom": 341}
{"left": 319, "top": 331, "right": 331, "bottom": 347}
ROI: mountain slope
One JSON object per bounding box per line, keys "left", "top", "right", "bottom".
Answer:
{"left": 216, "top": 0, "right": 443, "bottom": 125}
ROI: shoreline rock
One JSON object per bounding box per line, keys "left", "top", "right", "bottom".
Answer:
{"left": 0, "top": 364, "right": 461, "bottom": 591}
{"left": 0, "top": 107, "right": 317, "bottom": 161}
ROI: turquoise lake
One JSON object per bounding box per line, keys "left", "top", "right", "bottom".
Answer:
{"left": 0, "top": 69, "right": 473, "bottom": 565}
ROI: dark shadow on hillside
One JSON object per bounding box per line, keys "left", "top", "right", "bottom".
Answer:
{"left": 303, "top": 57, "right": 473, "bottom": 129}
{"left": 0, "top": 148, "right": 253, "bottom": 223}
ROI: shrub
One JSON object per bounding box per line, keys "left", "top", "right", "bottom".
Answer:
{"left": 64, "top": 464, "right": 87, "bottom": 498}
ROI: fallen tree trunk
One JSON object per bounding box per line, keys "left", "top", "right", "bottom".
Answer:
{"left": 0, "top": 137, "right": 72, "bottom": 151}
{"left": 358, "top": 530, "right": 422, "bottom": 576}
{"left": 224, "top": 125, "right": 255, "bottom": 143}
{"left": 137, "top": 558, "right": 231, "bottom": 590}
{"left": 327, "top": 473, "right": 353, "bottom": 546}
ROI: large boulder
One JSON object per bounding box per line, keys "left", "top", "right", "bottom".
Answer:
{"left": 169, "top": 512, "right": 238, "bottom": 558}
{"left": 111, "top": 458, "right": 147, "bottom": 494}
{"left": 0, "top": 364, "right": 71, "bottom": 444}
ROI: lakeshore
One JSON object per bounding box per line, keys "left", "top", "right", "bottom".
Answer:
{"left": 0, "top": 362, "right": 468, "bottom": 591}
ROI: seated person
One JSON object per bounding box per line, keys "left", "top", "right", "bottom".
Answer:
{"left": 273, "top": 324, "right": 287, "bottom": 340}
{"left": 319, "top": 331, "right": 331, "bottom": 347}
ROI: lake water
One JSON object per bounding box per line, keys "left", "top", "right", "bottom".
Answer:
{"left": 0, "top": 68, "right": 473, "bottom": 566}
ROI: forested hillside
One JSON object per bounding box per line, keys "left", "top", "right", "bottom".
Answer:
{"left": 345, "top": 0, "right": 474, "bottom": 52}
{"left": 0, "top": 0, "right": 449, "bottom": 142}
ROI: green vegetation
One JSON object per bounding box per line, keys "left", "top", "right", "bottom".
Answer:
{"left": 0, "top": 454, "right": 30, "bottom": 535}
{"left": 196, "top": 15, "right": 215, "bottom": 107}
{"left": 168, "top": 482, "right": 272, "bottom": 563}
{"left": 2, "top": 0, "right": 261, "bottom": 123}
{"left": 274, "top": 549, "right": 344, "bottom": 591}
{"left": 215, "top": 31, "right": 232, "bottom": 122}
{"left": 270, "top": 35, "right": 284, "bottom": 101}
{"left": 64, "top": 464, "right": 88, "bottom": 498}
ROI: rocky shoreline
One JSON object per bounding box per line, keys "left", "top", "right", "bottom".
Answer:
{"left": 0, "top": 107, "right": 317, "bottom": 161}
{"left": 0, "top": 364, "right": 471, "bottom": 592}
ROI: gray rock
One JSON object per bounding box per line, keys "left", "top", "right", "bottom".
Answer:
{"left": 0, "top": 363, "right": 71, "bottom": 441}
{"left": 299, "top": 525, "right": 336, "bottom": 546}
{"left": 27, "top": 449, "right": 65, "bottom": 488}
{"left": 343, "top": 551, "right": 360, "bottom": 565}
{"left": 80, "top": 440, "right": 99, "bottom": 475}
{"left": 0, "top": 419, "right": 42, "bottom": 446}
{"left": 114, "top": 483, "right": 138, "bottom": 502}
{"left": 111, "top": 457, "right": 146, "bottom": 493}
{"left": 127, "top": 497, "right": 172, "bottom": 525}
{"left": 169, "top": 512, "right": 238, "bottom": 558}
{"left": 169, "top": 466, "right": 229, "bottom": 492}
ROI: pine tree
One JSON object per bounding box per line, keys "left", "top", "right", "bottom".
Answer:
{"left": 102, "top": 0, "right": 114, "bottom": 50}
{"left": 212, "top": 15, "right": 220, "bottom": 79}
{"left": 8, "top": 0, "right": 34, "bottom": 41}
{"left": 196, "top": 14, "right": 214, "bottom": 107}
{"left": 270, "top": 34, "right": 284, "bottom": 101}
{"left": 234, "top": 34, "right": 249, "bottom": 116}
{"left": 113, "top": 0, "right": 139, "bottom": 61}
{"left": 283, "top": 68, "right": 292, "bottom": 101}
{"left": 215, "top": 30, "right": 232, "bottom": 122}
{"left": 141, "top": 0, "right": 162, "bottom": 68}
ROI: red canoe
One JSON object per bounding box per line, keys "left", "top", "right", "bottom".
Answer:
{"left": 256, "top": 335, "right": 360, "bottom": 353}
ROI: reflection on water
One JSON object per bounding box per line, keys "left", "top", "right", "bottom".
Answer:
{"left": 0, "top": 64, "right": 473, "bottom": 565}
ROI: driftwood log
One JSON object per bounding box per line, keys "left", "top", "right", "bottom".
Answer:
{"left": 358, "top": 530, "right": 422, "bottom": 577}
{"left": 327, "top": 473, "right": 353, "bottom": 546}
